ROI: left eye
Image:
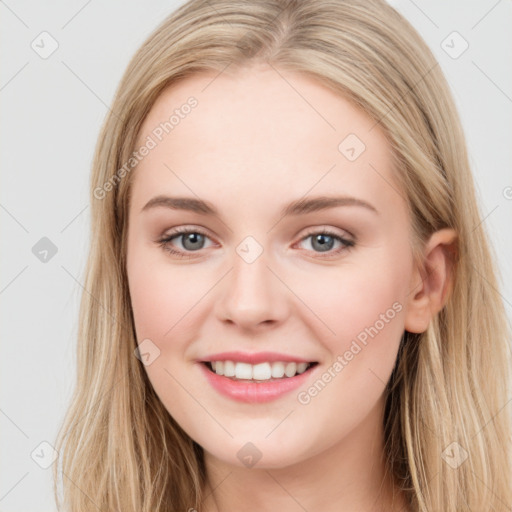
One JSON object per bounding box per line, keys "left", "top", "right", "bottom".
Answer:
{"left": 297, "top": 231, "right": 354, "bottom": 254}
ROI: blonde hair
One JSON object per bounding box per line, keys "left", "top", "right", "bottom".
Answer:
{"left": 53, "top": 0, "right": 512, "bottom": 510}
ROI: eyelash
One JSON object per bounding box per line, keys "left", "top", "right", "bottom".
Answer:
{"left": 157, "top": 226, "right": 355, "bottom": 260}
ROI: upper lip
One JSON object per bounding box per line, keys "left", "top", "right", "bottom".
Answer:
{"left": 199, "top": 351, "right": 316, "bottom": 364}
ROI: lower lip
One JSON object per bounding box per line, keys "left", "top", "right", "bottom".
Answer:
{"left": 198, "top": 362, "right": 317, "bottom": 403}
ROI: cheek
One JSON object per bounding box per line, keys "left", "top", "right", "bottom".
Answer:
{"left": 127, "top": 243, "right": 206, "bottom": 342}
{"left": 126, "top": 248, "right": 209, "bottom": 419}
{"left": 128, "top": 266, "right": 172, "bottom": 341}
{"left": 288, "top": 259, "right": 408, "bottom": 434}
{"left": 305, "top": 261, "right": 407, "bottom": 342}
{"left": 291, "top": 250, "right": 411, "bottom": 396}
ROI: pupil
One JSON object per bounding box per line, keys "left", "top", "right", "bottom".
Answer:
{"left": 313, "top": 234, "right": 333, "bottom": 252}
{"left": 183, "top": 233, "right": 203, "bottom": 250}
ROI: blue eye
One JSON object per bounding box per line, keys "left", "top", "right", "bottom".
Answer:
{"left": 158, "top": 227, "right": 213, "bottom": 258}
{"left": 297, "top": 230, "right": 355, "bottom": 257}
{"left": 158, "top": 227, "right": 355, "bottom": 259}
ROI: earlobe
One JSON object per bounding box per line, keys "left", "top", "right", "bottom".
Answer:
{"left": 404, "top": 228, "right": 458, "bottom": 334}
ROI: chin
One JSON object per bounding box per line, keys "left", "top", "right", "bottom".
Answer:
{"left": 201, "top": 433, "right": 312, "bottom": 471}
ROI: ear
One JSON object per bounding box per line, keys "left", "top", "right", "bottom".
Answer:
{"left": 404, "top": 228, "right": 458, "bottom": 333}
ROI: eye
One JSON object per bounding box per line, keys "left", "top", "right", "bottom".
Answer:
{"left": 295, "top": 228, "right": 355, "bottom": 258}
{"left": 158, "top": 227, "right": 215, "bottom": 259}
{"left": 157, "top": 226, "right": 355, "bottom": 259}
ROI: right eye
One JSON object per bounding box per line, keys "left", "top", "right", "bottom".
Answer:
{"left": 158, "top": 227, "right": 215, "bottom": 258}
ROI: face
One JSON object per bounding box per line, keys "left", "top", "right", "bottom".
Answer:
{"left": 126, "top": 62, "right": 417, "bottom": 470}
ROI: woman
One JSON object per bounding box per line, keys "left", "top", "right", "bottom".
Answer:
{"left": 53, "top": 1, "right": 512, "bottom": 510}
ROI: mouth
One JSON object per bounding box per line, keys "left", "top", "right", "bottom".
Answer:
{"left": 201, "top": 360, "right": 319, "bottom": 383}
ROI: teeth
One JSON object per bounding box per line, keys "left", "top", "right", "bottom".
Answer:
{"left": 284, "top": 362, "right": 297, "bottom": 377}
{"left": 208, "top": 360, "right": 313, "bottom": 380}
{"left": 271, "top": 362, "right": 285, "bottom": 378}
{"left": 235, "top": 362, "right": 252, "bottom": 380}
{"left": 223, "top": 360, "right": 236, "bottom": 377}
{"left": 252, "top": 363, "right": 272, "bottom": 380}
{"left": 297, "top": 362, "right": 308, "bottom": 374}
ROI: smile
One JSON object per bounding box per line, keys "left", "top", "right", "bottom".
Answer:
{"left": 199, "top": 358, "right": 319, "bottom": 403}
{"left": 205, "top": 360, "right": 316, "bottom": 381}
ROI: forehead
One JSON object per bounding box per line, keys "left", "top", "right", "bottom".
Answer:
{"left": 130, "top": 63, "right": 400, "bottom": 220}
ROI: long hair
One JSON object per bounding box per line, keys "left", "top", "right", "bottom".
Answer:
{"left": 53, "top": 1, "right": 512, "bottom": 510}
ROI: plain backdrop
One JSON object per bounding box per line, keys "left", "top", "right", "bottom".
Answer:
{"left": 1, "top": 1, "right": 511, "bottom": 510}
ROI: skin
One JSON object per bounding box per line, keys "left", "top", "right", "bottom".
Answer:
{"left": 126, "top": 61, "right": 456, "bottom": 511}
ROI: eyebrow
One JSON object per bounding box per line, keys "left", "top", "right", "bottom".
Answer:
{"left": 141, "top": 194, "right": 379, "bottom": 217}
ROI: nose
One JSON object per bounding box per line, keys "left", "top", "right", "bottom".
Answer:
{"left": 215, "top": 245, "right": 289, "bottom": 331}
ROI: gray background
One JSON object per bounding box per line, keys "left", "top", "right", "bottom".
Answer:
{"left": 1, "top": 1, "right": 511, "bottom": 510}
